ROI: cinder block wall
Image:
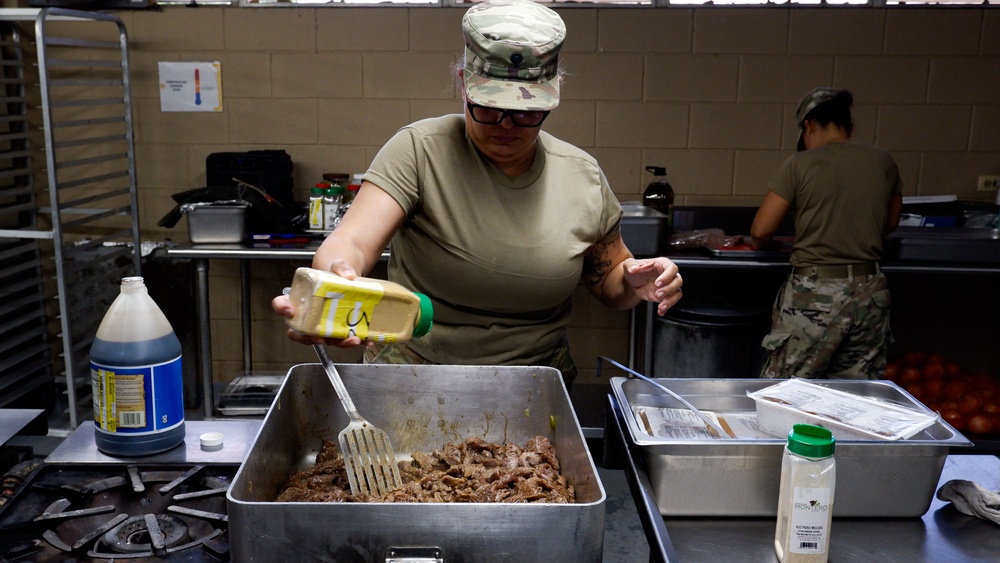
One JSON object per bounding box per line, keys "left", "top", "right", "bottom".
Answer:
{"left": 111, "top": 6, "right": 998, "bottom": 388}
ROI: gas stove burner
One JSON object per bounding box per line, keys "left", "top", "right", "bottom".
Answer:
{"left": 102, "top": 514, "right": 189, "bottom": 554}
{"left": 0, "top": 463, "right": 237, "bottom": 563}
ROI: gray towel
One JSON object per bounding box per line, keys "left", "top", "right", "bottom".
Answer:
{"left": 936, "top": 479, "right": 1000, "bottom": 525}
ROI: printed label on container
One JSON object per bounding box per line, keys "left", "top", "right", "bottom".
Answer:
{"left": 91, "top": 356, "right": 184, "bottom": 434}
{"left": 789, "top": 486, "right": 831, "bottom": 555}
{"left": 308, "top": 198, "right": 324, "bottom": 230}
{"left": 315, "top": 278, "right": 384, "bottom": 340}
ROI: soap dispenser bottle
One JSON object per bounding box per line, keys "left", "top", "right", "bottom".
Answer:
{"left": 642, "top": 166, "right": 674, "bottom": 231}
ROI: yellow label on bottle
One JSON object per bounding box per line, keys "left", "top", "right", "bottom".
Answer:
{"left": 93, "top": 368, "right": 118, "bottom": 432}
{"left": 315, "top": 278, "right": 384, "bottom": 339}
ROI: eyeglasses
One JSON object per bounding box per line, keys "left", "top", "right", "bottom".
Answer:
{"left": 466, "top": 102, "right": 550, "bottom": 128}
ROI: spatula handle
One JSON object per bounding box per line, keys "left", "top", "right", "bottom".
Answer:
{"left": 313, "top": 344, "right": 361, "bottom": 420}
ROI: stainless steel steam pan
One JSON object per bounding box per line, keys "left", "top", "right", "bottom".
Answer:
{"left": 229, "top": 364, "right": 605, "bottom": 562}
{"left": 611, "top": 377, "right": 972, "bottom": 517}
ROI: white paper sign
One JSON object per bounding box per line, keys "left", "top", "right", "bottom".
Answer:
{"left": 158, "top": 62, "right": 222, "bottom": 112}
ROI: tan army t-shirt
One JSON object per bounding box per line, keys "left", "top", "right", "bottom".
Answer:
{"left": 769, "top": 141, "right": 902, "bottom": 268}
{"left": 365, "top": 114, "right": 623, "bottom": 366}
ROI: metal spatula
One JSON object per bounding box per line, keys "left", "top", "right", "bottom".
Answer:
{"left": 313, "top": 344, "right": 402, "bottom": 497}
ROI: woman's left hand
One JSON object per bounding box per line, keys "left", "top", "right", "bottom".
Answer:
{"left": 623, "top": 257, "right": 683, "bottom": 316}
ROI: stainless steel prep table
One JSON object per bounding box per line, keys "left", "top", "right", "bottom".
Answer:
{"left": 46, "top": 420, "right": 262, "bottom": 465}
{"left": 166, "top": 243, "right": 319, "bottom": 418}
{"left": 606, "top": 394, "right": 1000, "bottom": 563}
{"left": 164, "top": 242, "right": 390, "bottom": 418}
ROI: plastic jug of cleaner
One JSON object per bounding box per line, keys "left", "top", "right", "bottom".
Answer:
{"left": 774, "top": 423, "right": 836, "bottom": 563}
{"left": 285, "top": 267, "right": 433, "bottom": 343}
{"left": 90, "top": 277, "right": 185, "bottom": 456}
{"left": 642, "top": 165, "right": 675, "bottom": 231}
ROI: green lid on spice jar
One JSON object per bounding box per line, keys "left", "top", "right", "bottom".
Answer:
{"left": 413, "top": 293, "right": 434, "bottom": 337}
{"left": 787, "top": 423, "right": 835, "bottom": 459}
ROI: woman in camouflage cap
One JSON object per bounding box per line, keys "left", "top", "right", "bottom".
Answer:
{"left": 751, "top": 88, "right": 903, "bottom": 380}
{"left": 273, "top": 0, "right": 683, "bottom": 388}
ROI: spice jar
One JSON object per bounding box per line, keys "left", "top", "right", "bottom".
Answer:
{"left": 774, "top": 423, "right": 836, "bottom": 563}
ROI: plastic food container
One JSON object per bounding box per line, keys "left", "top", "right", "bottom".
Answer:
{"left": 748, "top": 378, "right": 940, "bottom": 441}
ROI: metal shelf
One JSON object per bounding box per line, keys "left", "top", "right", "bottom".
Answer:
{"left": 0, "top": 8, "right": 140, "bottom": 429}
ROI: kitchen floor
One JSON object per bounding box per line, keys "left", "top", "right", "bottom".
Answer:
{"left": 600, "top": 465, "right": 651, "bottom": 562}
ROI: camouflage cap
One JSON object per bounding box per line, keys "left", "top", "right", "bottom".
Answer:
{"left": 462, "top": 0, "right": 566, "bottom": 112}
{"left": 796, "top": 87, "right": 842, "bottom": 126}
{"left": 795, "top": 87, "right": 842, "bottom": 151}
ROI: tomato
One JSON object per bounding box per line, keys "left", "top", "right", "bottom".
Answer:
{"left": 884, "top": 362, "right": 900, "bottom": 382}
{"left": 904, "top": 383, "right": 925, "bottom": 403}
{"left": 922, "top": 363, "right": 946, "bottom": 380}
{"left": 899, "top": 367, "right": 922, "bottom": 386}
{"left": 967, "top": 415, "right": 993, "bottom": 435}
{"left": 957, "top": 395, "right": 983, "bottom": 415}
{"left": 945, "top": 380, "right": 969, "bottom": 401}
{"left": 982, "top": 402, "right": 1000, "bottom": 415}
{"left": 945, "top": 362, "right": 964, "bottom": 378}
{"left": 968, "top": 372, "right": 994, "bottom": 387}
{"left": 926, "top": 353, "right": 946, "bottom": 365}
{"left": 923, "top": 379, "right": 946, "bottom": 401}
{"left": 902, "top": 351, "right": 928, "bottom": 367}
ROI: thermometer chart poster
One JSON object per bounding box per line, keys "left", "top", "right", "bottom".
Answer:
{"left": 158, "top": 61, "right": 222, "bottom": 112}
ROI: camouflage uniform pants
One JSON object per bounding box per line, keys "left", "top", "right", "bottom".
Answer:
{"left": 760, "top": 271, "right": 891, "bottom": 380}
{"left": 363, "top": 333, "right": 578, "bottom": 391}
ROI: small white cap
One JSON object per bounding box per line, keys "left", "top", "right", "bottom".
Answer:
{"left": 199, "top": 432, "right": 224, "bottom": 448}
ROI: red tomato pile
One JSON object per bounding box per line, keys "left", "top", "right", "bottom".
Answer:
{"left": 884, "top": 352, "right": 1000, "bottom": 437}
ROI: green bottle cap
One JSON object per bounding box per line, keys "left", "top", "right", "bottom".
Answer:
{"left": 331, "top": 185, "right": 345, "bottom": 195}
{"left": 787, "top": 423, "right": 835, "bottom": 459}
{"left": 413, "top": 293, "right": 433, "bottom": 337}
{"left": 311, "top": 187, "right": 324, "bottom": 195}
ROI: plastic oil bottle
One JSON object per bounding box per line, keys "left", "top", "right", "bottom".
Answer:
{"left": 642, "top": 165, "right": 675, "bottom": 232}
{"left": 285, "top": 267, "right": 433, "bottom": 343}
{"left": 774, "top": 423, "right": 836, "bottom": 563}
{"left": 90, "top": 277, "right": 185, "bottom": 456}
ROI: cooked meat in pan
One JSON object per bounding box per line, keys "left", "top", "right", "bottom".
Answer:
{"left": 277, "top": 435, "right": 575, "bottom": 504}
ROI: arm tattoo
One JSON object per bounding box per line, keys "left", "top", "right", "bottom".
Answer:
{"left": 583, "top": 242, "right": 612, "bottom": 287}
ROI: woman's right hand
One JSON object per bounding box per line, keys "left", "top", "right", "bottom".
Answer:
{"left": 271, "top": 260, "right": 367, "bottom": 348}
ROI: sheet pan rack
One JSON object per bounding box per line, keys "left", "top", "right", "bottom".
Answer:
{"left": 0, "top": 8, "right": 140, "bottom": 429}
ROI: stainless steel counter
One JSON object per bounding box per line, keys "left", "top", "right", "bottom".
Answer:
{"left": 45, "top": 420, "right": 261, "bottom": 465}
{"left": 606, "top": 395, "right": 1000, "bottom": 563}
{"left": 163, "top": 240, "right": 1000, "bottom": 417}
{"left": 164, "top": 242, "right": 324, "bottom": 417}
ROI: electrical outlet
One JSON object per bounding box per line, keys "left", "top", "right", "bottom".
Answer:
{"left": 978, "top": 175, "right": 1000, "bottom": 192}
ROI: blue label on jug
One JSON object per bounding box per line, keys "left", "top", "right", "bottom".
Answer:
{"left": 91, "top": 356, "right": 184, "bottom": 434}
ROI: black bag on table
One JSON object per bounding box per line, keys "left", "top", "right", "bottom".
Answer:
{"left": 206, "top": 150, "right": 294, "bottom": 207}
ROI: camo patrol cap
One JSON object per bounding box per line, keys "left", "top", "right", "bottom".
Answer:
{"left": 462, "top": 0, "right": 566, "bottom": 112}
{"left": 795, "top": 87, "right": 841, "bottom": 151}
{"left": 795, "top": 87, "right": 842, "bottom": 126}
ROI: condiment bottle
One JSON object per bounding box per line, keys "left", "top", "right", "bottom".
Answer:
{"left": 344, "top": 182, "right": 361, "bottom": 206}
{"left": 774, "top": 423, "right": 836, "bottom": 563}
{"left": 323, "top": 185, "right": 343, "bottom": 231}
{"left": 90, "top": 277, "right": 185, "bottom": 456}
{"left": 285, "top": 267, "right": 433, "bottom": 343}
{"left": 308, "top": 184, "right": 325, "bottom": 230}
{"left": 642, "top": 165, "right": 675, "bottom": 231}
